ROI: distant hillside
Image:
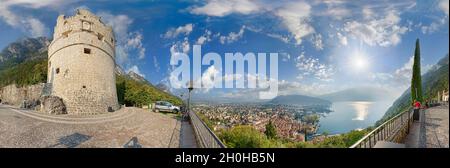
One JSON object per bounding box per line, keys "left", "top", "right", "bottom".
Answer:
{"left": 116, "top": 73, "right": 182, "bottom": 107}
{"left": 0, "top": 37, "right": 182, "bottom": 106}
{"left": 319, "top": 87, "right": 396, "bottom": 102}
{"left": 377, "top": 54, "right": 449, "bottom": 125}
{"left": 269, "top": 95, "right": 331, "bottom": 106}
{"left": 0, "top": 37, "right": 50, "bottom": 71}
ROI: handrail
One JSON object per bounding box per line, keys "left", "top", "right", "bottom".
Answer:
{"left": 350, "top": 108, "right": 413, "bottom": 148}
{"left": 189, "top": 110, "right": 226, "bottom": 148}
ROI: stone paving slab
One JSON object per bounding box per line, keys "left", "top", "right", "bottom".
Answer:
{"left": 0, "top": 105, "right": 182, "bottom": 148}
{"left": 423, "top": 105, "right": 449, "bottom": 148}
{"left": 404, "top": 105, "right": 449, "bottom": 148}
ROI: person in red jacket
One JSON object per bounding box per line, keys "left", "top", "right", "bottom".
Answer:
{"left": 412, "top": 100, "right": 422, "bottom": 121}
{"left": 413, "top": 100, "right": 422, "bottom": 109}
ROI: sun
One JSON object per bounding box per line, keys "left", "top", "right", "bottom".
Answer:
{"left": 354, "top": 56, "right": 368, "bottom": 70}
{"left": 350, "top": 51, "right": 369, "bottom": 72}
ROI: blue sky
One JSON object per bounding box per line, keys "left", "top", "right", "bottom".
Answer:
{"left": 0, "top": 0, "right": 448, "bottom": 101}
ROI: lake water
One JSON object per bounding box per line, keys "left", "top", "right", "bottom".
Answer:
{"left": 316, "top": 101, "right": 392, "bottom": 135}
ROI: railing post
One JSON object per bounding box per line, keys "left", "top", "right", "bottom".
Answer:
{"left": 407, "top": 110, "right": 410, "bottom": 134}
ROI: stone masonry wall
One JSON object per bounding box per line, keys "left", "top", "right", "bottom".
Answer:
{"left": 0, "top": 84, "right": 44, "bottom": 106}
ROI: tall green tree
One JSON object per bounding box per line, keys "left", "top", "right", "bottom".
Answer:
{"left": 411, "top": 38, "right": 423, "bottom": 103}
{"left": 264, "top": 121, "right": 277, "bottom": 139}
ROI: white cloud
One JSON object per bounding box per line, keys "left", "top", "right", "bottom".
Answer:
{"left": 1, "top": 0, "right": 77, "bottom": 8}
{"left": 170, "top": 37, "right": 190, "bottom": 55}
{"left": 343, "top": 10, "right": 408, "bottom": 47}
{"left": 321, "top": 7, "right": 351, "bottom": 20}
{"left": 196, "top": 30, "right": 212, "bottom": 45}
{"left": 370, "top": 56, "right": 434, "bottom": 90}
{"left": 310, "top": 33, "right": 324, "bottom": 50}
{"left": 98, "top": 12, "right": 147, "bottom": 64}
{"left": 274, "top": 1, "right": 314, "bottom": 45}
{"left": 219, "top": 25, "right": 246, "bottom": 44}
{"left": 295, "top": 52, "right": 334, "bottom": 82}
{"left": 163, "top": 23, "right": 194, "bottom": 39}
{"left": 193, "top": 65, "right": 221, "bottom": 93}
{"left": 266, "top": 33, "right": 290, "bottom": 43}
{"left": 440, "top": 0, "right": 449, "bottom": 16}
{"left": 126, "top": 32, "right": 146, "bottom": 59}
{"left": 421, "top": 17, "right": 448, "bottom": 34}
{"left": 0, "top": 2, "right": 49, "bottom": 37}
{"left": 153, "top": 55, "right": 160, "bottom": 72}
{"left": 189, "top": 1, "right": 314, "bottom": 45}
{"left": 190, "top": 0, "right": 261, "bottom": 17}
{"left": 337, "top": 32, "right": 348, "bottom": 46}
{"left": 127, "top": 65, "right": 145, "bottom": 78}
{"left": 280, "top": 53, "right": 291, "bottom": 62}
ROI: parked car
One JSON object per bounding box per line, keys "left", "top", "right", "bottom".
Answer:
{"left": 154, "top": 101, "right": 180, "bottom": 113}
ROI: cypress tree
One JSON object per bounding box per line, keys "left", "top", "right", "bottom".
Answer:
{"left": 411, "top": 38, "right": 423, "bottom": 103}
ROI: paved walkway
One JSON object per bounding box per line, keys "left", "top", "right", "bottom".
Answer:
{"left": 0, "top": 104, "right": 194, "bottom": 148}
{"left": 179, "top": 121, "right": 198, "bottom": 148}
{"left": 404, "top": 104, "right": 449, "bottom": 148}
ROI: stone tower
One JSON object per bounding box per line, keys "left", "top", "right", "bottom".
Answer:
{"left": 47, "top": 9, "right": 119, "bottom": 115}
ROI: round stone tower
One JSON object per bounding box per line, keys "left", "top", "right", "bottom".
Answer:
{"left": 47, "top": 9, "right": 119, "bottom": 115}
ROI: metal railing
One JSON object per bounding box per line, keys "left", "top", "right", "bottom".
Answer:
{"left": 189, "top": 110, "right": 226, "bottom": 148}
{"left": 350, "top": 108, "right": 414, "bottom": 148}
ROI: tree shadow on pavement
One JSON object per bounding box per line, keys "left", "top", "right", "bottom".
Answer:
{"left": 48, "top": 133, "right": 91, "bottom": 148}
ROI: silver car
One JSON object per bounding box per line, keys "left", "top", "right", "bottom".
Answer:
{"left": 154, "top": 101, "right": 180, "bottom": 113}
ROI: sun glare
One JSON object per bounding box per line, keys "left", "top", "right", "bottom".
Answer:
{"left": 350, "top": 51, "right": 369, "bottom": 72}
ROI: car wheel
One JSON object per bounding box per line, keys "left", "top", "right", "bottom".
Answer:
{"left": 155, "top": 109, "right": 159, "bottom": 113}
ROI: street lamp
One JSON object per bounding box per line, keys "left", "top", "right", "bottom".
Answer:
{"left": 187, "top": 81, "right": 194, "bottom": 114}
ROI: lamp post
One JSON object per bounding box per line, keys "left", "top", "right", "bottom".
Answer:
{"left": 187, "top": 81, "right": 194, "bottom": 114}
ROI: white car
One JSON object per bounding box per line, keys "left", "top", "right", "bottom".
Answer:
{"left": 154, "top": 101, "right": 180, "bottom": 113}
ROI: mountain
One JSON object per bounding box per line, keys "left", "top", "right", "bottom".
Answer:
{"left": 319, "top": 87, "right": 396, "bottom": 102}
{"left": 269, "top": 95, "right": 331, "bottom": 106}
{"left": 0, "top": 37, "right": 50, "bottom": 70}
{"left": 155, "top": 83, "right": 171, "bottom": 93}
{"left": 127, "top": 71, "right": 149, "bottom": 84}
{"left": 377, "top": 54, "right": 449, "bottom": 125}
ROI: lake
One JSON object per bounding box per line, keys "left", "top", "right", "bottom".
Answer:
{"left": 316, "top": 101, "right": 392, "bottom": 135}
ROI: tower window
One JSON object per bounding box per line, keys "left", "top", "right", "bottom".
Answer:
{"left": 82, "top": 85, "right": 86, "bottom": 89}
{"left": 98, "top": 33, "right": 104, "bottom": 41}
{"left": 84, "top": 48, "right": 91, "bottom": 54}
{"left": 111, "top": 38, "right": 114, "bottom": 43}
{"left": 56, "top": 68, "right": 60, "bottom": 74}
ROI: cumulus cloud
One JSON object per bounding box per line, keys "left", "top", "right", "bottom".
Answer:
{"left": 163, "top": 23, "right": 194, "bottom": 39}
{"left": 0, "top": 1, "right": 50, "bottom": 37}
{"left": 170, "top": 37, "right": 190, "bottom": 55}
{"left": 196, "top": 30, "right": 212, "bottom": 45}
{"left": 274, "top": 1, "right": 315, "bottom": 45}
{"left": 343, "top": 10, "right": 408, "bottom": 47}
{"left": 190, "top": 0, "right": 261, "bottom": 17}
{"left": 421, "top": 0, "right": 449, "bottom": 34}
{"left": 310, "top": 33, "right": 324, "bottom": 50}
{"left": 219, "top": 25, "right": 246, "bottom": 44}
{"left": 98, "top": 12, "right": 147, "bottom": 64}
{"left": 189, "top": 0, "right": 315, "bottom": 45}
{"left": 336, "top": 32, "right": 348, "bottom": 46}
{"left": 369, "top": 56, "right": 434, "bottom": 90}
{"left": 295, "top": 52, "right": 334, "bottom": 82}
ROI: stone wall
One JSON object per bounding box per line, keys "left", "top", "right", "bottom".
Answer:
{"left": 0, "top": 83, "right": 44, "bottom": 106}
